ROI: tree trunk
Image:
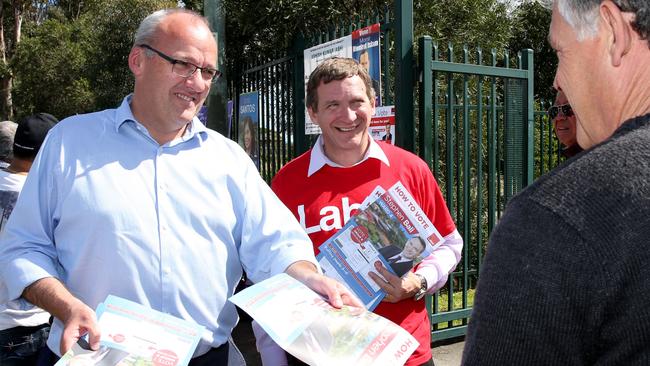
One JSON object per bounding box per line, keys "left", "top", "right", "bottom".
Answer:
{"left": 0, "top": 1, "right": 9, "bottom": 121}
{"left": 1, "top": 0, "right": 26, "bottom": 121}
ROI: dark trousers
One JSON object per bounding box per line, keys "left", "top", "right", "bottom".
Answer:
{"left": 39, "top": 341, "right": 229, "bottom": 366}
{"left": 189, "top": 342, "right": 229, "bottom": 366}
{"left": 288, "top": 352, "right": 435, "bottom": 365}
{"left": 0, "top": 323, "right": 51, "bottom": 366}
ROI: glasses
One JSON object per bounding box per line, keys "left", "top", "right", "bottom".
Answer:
{"left": 548, "top": 103, "right": 573, "bottom": 120}
{"left": 138, "top": 44, "right": 222, "bottom": 83}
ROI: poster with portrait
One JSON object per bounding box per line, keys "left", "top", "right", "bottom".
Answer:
{"left": 352, "top": 23, "right": 381, "bottom": 107}
{"left": 369, "top": 106, "right": 395, "bottom": 145}
{"left": 303, "top": 35, "right": 353, "bottom": 135}
{"left": 238, "top": 91, "right": 260, "bottom": 169}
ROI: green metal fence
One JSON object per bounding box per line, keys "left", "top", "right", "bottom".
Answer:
{"left": 535, "top": 100, "right": 563, "bottom": 177}
{"left": 417, "top": 36, "right": 535, "bottom": 340}
{"left": 226, "top": 1, "right": 563, "bottom": 344}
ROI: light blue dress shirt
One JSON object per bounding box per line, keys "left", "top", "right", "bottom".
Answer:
{"left": 0, "top": 96, "right": 317, "bottom": 356}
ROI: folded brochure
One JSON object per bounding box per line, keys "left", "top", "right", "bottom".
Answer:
{"left": 317, "top": 181, "right": 445, "bottom": 310}
{"left": 55, "top": 295, "right": 205, "bottom": 366}
{"left": 229, "top": 273, "right": 418, "bottom": 366}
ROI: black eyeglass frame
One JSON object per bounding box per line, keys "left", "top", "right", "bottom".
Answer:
{"left": 138, "top": 44, "right": 222, "bottom": 83}
{"left": 548, "top": 103, "right": 574, "bottom": 120}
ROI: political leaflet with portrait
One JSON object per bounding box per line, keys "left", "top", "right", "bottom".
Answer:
{"left": 229, "top": 273, "right": 419, "bottom": 366}
{"left": 55, "top": 295, "right": 204, "bottom": 366}
{"left": 369, "top": 106, "right": 395, "bottom": 145}
{"left": 316, "top": 181, "right": 445, "bottom": 310}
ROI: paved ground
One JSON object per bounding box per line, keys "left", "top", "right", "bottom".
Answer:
{"left": 232, "top": 313, "right": 465, "bottom": 365}
{"left": 432, "top": 340, "right": 465, "bottom": 366}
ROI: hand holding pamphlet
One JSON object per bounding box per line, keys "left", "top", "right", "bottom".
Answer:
{"left": 229, "top": 273, "right": 419, "bottom": 366}
{"left": 316, "top": 181, "right": 445, "bottom": 310}
{"left": 55, "top": 295, "right": 205, "bottom": 366}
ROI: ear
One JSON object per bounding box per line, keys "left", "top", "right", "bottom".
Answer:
{"left": 600, "top": 0, "right": 633, "bottom": 67}
{"left": 128, "top": 47, "right": 145, "bottom": 76}
{"left": 307, "top": 106, "right": 319, "bottom": 126}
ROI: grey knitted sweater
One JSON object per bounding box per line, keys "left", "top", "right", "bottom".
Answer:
{"left": 463, "top": 114, "right": 650, "bottom": 365}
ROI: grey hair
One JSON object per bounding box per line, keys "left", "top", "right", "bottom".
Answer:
{"left": 556, "top": 0, "right": 602, "bottom": 40}
{"left": 0, "top": 120, "right": 17, "bottom": 163}
{"left": 133, "top": 8, "right": 210, "bottom": 47}
{"left": 555, "top": 0, "right": 650, "bottom": 46}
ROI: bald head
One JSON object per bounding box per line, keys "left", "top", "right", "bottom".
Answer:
{"left": 134, "top": 9, "right": 213, "bottom": 48}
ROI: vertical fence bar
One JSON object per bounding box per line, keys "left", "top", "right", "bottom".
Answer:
{"left": 418, "top": 36, "right": 433, "bottom": 167}
{"left": 433, "top": 42, "right": 440, "bottom": 178}
{"left": 446, "top": 43, "right": 455, "bottom": 223}
{"left": 488, "top": 49, "right": 497, "bottom": 233}
{"left": 395, "top": 0, "right": 414, "bottom": 150}
{"left": 462, "top": 45, "right": 470, "bottom": 315}
{"left": 475, "top": 47, "right": 484, "bottom": 280}
{"left": 522, "top": 49, "right": 535, "bottom": 186}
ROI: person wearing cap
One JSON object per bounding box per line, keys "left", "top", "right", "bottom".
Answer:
{"left": 548, "top": 90, "right": 583, "bottom": 158}
{"left": 0, "top": 8, "right": 360, "bottom": 365}
{"left": 0, "top": 113, "right": 57, "bottom": 365}
{"left": 0, "top": 121, "right": 17, "bottom": 168}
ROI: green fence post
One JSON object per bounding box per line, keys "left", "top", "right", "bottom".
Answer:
{"left": 521, "top": 49, "right": 535, "bottom": 186}
{"left": 292, "top": 34, "right": 308, "bottom": 156}
{"left": 395, "top": 0, "right": 414, "bottom": 151}
{"left": 418, "top": 36, "right": 433, "bottom": 166}
{"left": 203, "top": 0, "right": 228, "bottom": 134}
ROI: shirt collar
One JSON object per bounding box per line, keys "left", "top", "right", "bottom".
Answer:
{"left": 307, "top": 135, "right": 390, "bottom": 177}
{"left": 114, "top": 94, "right": 208, "bottom": 144}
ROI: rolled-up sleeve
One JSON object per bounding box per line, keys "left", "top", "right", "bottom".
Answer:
{"left": 0, "top": 131, "right": 61, "bottom": 303}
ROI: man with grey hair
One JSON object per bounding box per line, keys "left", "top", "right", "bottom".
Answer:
{"left": 0, "top": 8, "right": 360, "bottom": 366}
{"left": 0, "top": 121, "right": 17, "bottom": 167}
{"left": 463, "top": 0, "right": 650, "bottom": 364}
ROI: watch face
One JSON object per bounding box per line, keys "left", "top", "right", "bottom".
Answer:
{"left": 414, "top": 288, "right": 426, "bottom": 301}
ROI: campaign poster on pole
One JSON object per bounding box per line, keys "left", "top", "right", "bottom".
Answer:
{"left": 238, "top": 91, "right": 260, "bottom": 169}
{"left": 303, "top": 35, "right": 352, "bottom": 135}
{"left": 370, "top": 106, "right": 395, "bottom": 145}
{"left": 352, "top": 23, "right": 381, "bottom": 107}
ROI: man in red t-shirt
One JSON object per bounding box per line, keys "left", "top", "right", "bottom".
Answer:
{"left": 255, "top": 57, "right": 463, "bottom": 366}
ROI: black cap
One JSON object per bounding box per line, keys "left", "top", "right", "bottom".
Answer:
{"left": 13, "top": 113, "right": 58, "bottom": 157}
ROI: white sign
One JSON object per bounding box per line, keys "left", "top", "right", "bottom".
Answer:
{"left": 303, "top": 35, "right": 352, "bottom": 135}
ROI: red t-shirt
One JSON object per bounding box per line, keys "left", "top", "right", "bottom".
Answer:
{"left": 272, "top": 141, "right": 456, "bottom": 366}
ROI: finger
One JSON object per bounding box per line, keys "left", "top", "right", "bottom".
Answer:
{"left": 87, "top": 323, "right": 102, "bottom": 351}
{"left": 60, "top": 330, "right": 76, "bottom": 355}
{"left": 374, "top": 261, "right": 401, "bottom": 286}
{"left": 322, "top": 280, "right": 343, "bottom": 309}
{"left": 339, "top": 286, "right": 364, "bottom": 308}
{"left": 368, "top": 271, "right": 391, "bottom": 292}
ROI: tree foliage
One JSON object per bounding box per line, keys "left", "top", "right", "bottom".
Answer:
{"left": 2, "top": 0, "right": 556, "bottom": 120}
{"left": 11, "top": 19, "right": 93, "bottom": 119}
{"left": 221, "top": 0, "right": 387, "bottom": 63}
{"left": 414, "top": 0, "right": 512, "bottom": 50}
{"left": 10, "top": 0, "right": 174, "bottom": 120}
{"left": 508, "top": 0, "right": 555, "bottom": 101}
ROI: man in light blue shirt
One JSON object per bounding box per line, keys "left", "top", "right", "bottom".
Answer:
{"left": 0, "top": 8, "right": 359, "bottom": 365}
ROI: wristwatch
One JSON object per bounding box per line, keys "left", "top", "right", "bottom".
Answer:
{"left": 413, "top": 274, "right": 428, "bottom": 301}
